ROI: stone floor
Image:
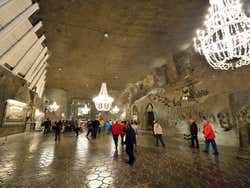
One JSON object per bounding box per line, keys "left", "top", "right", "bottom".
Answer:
{"left": 0, "top": 132, "right": 250, "bottom": 188}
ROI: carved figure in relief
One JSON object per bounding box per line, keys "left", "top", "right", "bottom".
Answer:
{"left": 217, "top": 112, "right": 233, "bottom": 131}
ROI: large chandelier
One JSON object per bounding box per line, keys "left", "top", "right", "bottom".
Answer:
{"left": 93, "top": 83, "right": 114, "bottom": 111}
{"left": 48, "top": 101, "right": 59, "bottom": 112}
{"left": 78, "top": 104, "right": 90, "bottom": 115}
{"left": 194, "top": 0, "right": 250, "bottom": 70}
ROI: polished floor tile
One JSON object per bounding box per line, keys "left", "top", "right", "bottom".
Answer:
{"left": 0, "top": 132, "right": 249, "bottom": 188}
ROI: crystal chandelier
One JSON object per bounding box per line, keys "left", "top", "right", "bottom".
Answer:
{"left": 111, "top": 105, "right": 120, "bottom": 114}
{"left": 194, "top": 0, "right": 250, "bottom": 70}
{"left": 79, "top": 104, "right": 90, "bottom": 115}
{"left": 93, "top": 83, "right": 114, "bottom": 111}
{"left": 49, "top": 101, "right": 59, "bottom": 112}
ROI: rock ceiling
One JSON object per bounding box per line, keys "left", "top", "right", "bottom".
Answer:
{"left": 37, "top": 0, "right": 210, "bottom": 99}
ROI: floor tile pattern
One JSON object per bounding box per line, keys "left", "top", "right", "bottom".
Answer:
{"left": 0, "top": 132, "right": 250, "bottom": 188}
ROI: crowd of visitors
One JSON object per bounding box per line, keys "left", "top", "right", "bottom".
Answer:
{"left": 42, "top": 118, "right": 139, "bottom": 165}
{"left": 42, "top": 115, "right": 219, "bottom": 166}
{"left": 42, "top": 118, "right": 82, "bottom": 141}
{"left": 152, "top": 116, "right": 219, "bottom": 155}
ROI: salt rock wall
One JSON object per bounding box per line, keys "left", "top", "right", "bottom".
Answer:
{"left": 0, "top": 67, "right": 43, "bottom": 137}
{"left": 0, "top": 67, "right": 27, "bottom": 136}
{"left": 126, "top": 52, "right": 250, "bottom": 147}
{"left": 133, "top": 93, "right": 240, "bottom": 146}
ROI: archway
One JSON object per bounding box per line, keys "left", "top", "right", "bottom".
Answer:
{"left": 145, "top": 103, "right": 155, "bottom": 130}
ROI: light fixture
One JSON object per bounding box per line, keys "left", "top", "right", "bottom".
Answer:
{"left": 182, "top": 96, "right": 189, "bottom": 101}
{"left": 93, "top": 83, "right": 114, "bottom": 111}
{"left": 48, "top": 101, "right": 59, "bottom": 112}
{"left": 111, "top": 105, "right": 120, "bottom": 114}
{"left": 78, "top": 104, "right": 90, "bottom": 115}
{"left": 104, "top": 32, "right": 109, "bottom": 38}
{"left": 120, "top": 111, "right": 126, "bottom": 120}
{"left": 194, "top": 0, "right": 250, "bottom": 70}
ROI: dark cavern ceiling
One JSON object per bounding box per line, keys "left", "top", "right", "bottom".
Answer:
{"left": 36, "top": 0, "right": 250, "bottom": 99}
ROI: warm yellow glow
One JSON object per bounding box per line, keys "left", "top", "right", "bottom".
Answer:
{"left": 48, "top": 101, "right": 59, "bottom": 112}
{"left": 35, "top": 109, "right": 44, "bottom": 117}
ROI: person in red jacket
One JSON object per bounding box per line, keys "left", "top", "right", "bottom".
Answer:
{"left": 112, "top": 121, "right": 122, "bottom": 151}
{"left": 202, "top": 117, "right": 219, "bottom": 155}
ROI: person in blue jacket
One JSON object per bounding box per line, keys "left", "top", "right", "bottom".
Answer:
{"left": 105, "top": 120, "right": 112, "bottom": 134}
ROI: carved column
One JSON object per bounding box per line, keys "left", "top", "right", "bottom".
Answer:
{"left": 237, "top": 106, "right": 250, "bottom": 160}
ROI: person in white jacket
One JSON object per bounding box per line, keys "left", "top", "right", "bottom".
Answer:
{"left": 153, "top": 120, "right": 165, "bottom": 147}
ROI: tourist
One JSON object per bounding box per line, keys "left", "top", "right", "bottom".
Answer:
{"left": 75, "top": 119, "right": 80, "bottom": 138}
{"left": 132, "top": 120, "right": 138, "bottom": 148}
{"left": 120, "top": 121, "right": 126, "bottom": 146}
{"left": 86, "top": 120, "right": 93, "bottom": 138}
{"left": 75, "top": 125, "right": 80, "bottom": 137}
{"left": 52, "top": 121, "right": 57, "bottom": 132}
{"left": 55, "top": 120, "right": 62, "bottom": 142}
{"left": 100, "top": 119, "right": 105, "bottom": 133}
{"left": 189, "top": 118, "right": 199, "bottom": 148}
{"left": 105, "top": 120, "right": 112, "bottom": 134}
{"left": 125, "top": 122, "right": 136, "bottom": 165}
{"left": 43, "top": 118, "right": 51, "bottom": 136}
{"left": 112, "top": 121, "right": 121, "bottom": 150}
{"left": 202, "top": 116, "right": 219, "bottom": 155}
{"left": 153, "top": 120, "right": 165, "bottom": 147}
{"left": 92, "top": 119, "right": 100, "bottom": 139}
{"left": 70, "top": 118, "right": 75, "bottom": 131}
{"left": 61, "top": 120, "right": 65, "bottom": 133}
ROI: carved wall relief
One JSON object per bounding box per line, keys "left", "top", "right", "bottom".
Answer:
{"left": 182, "top": 79, "right": 209, "bottom": 101}
{"left": 217, "top": 112, "right": 233, "bottom": 131}
{"left": 237, "top": 105, "right": 250, "bottom": 148}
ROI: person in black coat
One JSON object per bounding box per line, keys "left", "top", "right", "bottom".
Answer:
{"left": 86, "top": 120, "right": 93, "bottom": 138}
{"left": 55, "top": 120, "right": 62, "bottom": 142}
{"left": 92, "top": 119, "right": 100, "bottom": 139}
{"left": 125, "top": 123, "right": 136, "bottom": 165}
{"left": 189, "top": 118, "right": 199, "bottom": 148}
{"left": 43, "top": 118, "right": 51, "bottom": 136}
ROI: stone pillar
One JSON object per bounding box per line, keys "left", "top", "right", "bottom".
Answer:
{"left": 237, "top": 109, "right": 250, "bottom": 160}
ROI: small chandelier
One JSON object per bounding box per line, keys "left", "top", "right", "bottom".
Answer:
{"left": 93, "top": 83, "right": 114, "bottom": 111}
{"left": 194, "top": 0, "right": 250, "bottom": 70}
{"left": 49, "top": 101, "right": 59, "bottom": 112}
{"left": 111, "top": 105, "right": 120, "bottom": 114}
{"left": 79, "top": 104, "right": 90, "bottom": 115}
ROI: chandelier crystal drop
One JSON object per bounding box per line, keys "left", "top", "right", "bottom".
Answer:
{"left": 194, "top": 0, "right": 250, "bottom": 70}
{"left": 93, "top": 83, "right": 114, "bottom": 111}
